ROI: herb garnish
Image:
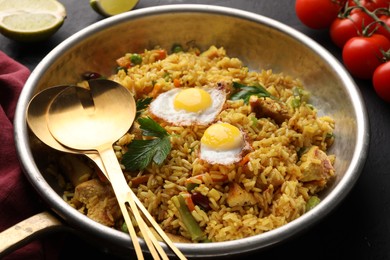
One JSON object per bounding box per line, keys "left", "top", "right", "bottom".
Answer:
{"left": 135, "top": 97, "right": 153, "bottom": 118}
{"left": 122, "top": 117, "right": 171, "bottom": 171}
{"left": 230, "top": 82, "right": 274, "bottom": 104}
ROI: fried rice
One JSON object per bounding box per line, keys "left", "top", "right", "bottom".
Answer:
{"left": 57, "top": 45, "right": 336, "bottom": 243}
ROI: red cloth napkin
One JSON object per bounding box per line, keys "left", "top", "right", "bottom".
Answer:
{"left": 0, "top": 51, "right": 62, "bottom": 259}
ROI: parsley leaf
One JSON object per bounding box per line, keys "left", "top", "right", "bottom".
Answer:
{"left": 122, "top": 117, "right": 171, "bottom": 171}
{"left": 136, "top": 97, "right": 153, "bottom": 118}
{"left": 138, "top": 116, "right": 169, "bottom": 138}
{"left": 230, "top": 82, "right": 274, "bottom": 104}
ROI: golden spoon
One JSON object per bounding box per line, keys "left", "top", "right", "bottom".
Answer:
{"left": 26, "top": 85, "right": 107, "bottom": 178}
{"left": 46, "top": 80, "right": 165, "bottom": 260}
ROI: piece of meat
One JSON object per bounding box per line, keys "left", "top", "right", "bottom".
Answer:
{"left": 72, "top": 179, "right": 121, "bottom": 227}
{"left": 227, "top": 183, "right": 257, "bottom": 207}
{"left": 59, "top": 154, "right": 93, "bottom": 187}
{"left": 299, "top": 146, "right": 335, "bottom": 182}
{"left": 249, "top": 96, "right": 291, "bottom": 124}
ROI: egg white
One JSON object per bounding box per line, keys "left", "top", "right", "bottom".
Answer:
{"left": 199, "top": 124, "right": 250, "bottom": 165}
{"left": 200, "top": 145, "right": 244, "bottom": 165}
{"left": 149, "top": 87, "right": 226, "bottom": 126}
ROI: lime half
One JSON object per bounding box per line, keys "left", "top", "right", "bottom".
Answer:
{"left": 0, "top": 0, "right": 66, "bottom": 42}
{"left": 90, "top": 0, "right": 139, "bottom": 17}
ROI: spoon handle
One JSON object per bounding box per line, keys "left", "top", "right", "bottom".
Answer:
{"left": 130, "top": 190, "right": 188, "bottom": 260}
{"left": 98, "top": 144, "right": 166, "bottom": 260}
{"left": 88, "top": 153, "right": 186, "bottom": 259}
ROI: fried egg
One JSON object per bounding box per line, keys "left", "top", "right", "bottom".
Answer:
{"left": 149, "top": 87, "right": 226, "bottom": 126}
{"left": 200, "top": 122, "right": 247, "bottom": 165}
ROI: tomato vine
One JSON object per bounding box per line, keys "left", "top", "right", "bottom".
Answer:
{"left": 296, "top": 0, "right": 390, "bottom": 102}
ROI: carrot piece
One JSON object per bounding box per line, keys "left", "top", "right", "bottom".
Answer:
{"left": 173, "top": 78, "right": 181, "bottom": 87}
{"left": 239, "top": 153, "right": 251, "bottom": 166}
{"left": 149, "top": 83, "right": 162, "bottom": 98}
{"left": 184, "top": 194, "right": 196, "bottom": 212}
{"left": 116, "top": 56, "right": 131, "bottom": 68}
{"left": 154, "top": 49, "right": 167, "bottom": 60}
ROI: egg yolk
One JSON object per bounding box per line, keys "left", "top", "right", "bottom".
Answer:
{"left": 173, "top": 88, "right": 212, "bottom": 113}
{"left": 201, "top": 123, "right": 243, "bottom": 150}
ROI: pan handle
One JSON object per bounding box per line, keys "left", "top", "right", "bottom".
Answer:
{"left": 0, "top": 211, "right": 64, "bottom": 257}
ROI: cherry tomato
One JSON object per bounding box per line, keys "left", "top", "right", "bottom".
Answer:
{"left": 342, "top": 34, "right": 390, "bottom": 79}
{"left": 330, "top": 9, "right": 375, "bottom": 48}
{"left": 295, "top": 0, "right": 344, "bottom": 29}
{"left": 348, "top": 0, "right": 388, "bottom": 11}
{"left": 376, "top": 15, "right": 390, "bottom": 41}
{"left": 375, "top": 0, "right": 390, "bottom": 8}
{"left": 373, "top": 62, "right": 390, "bottom": 102}
{"left": 370, "top": 0, "right": 390, "bottom": 8}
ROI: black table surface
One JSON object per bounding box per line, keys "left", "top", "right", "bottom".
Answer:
{"left": 1, "top": 0, "right": 390, "bottom": 259}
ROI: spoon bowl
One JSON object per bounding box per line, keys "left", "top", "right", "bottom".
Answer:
{"left": 27, "top": 85, "right": 74, "bottom": 152}
{"left": 48, "top": 80, "right": 136, "bottom": 151}
{"left": 26, "top": 83, "right": 106, "bottom": 177}
{"left": 47, "top": 80, "right": 136, "bottom": 151}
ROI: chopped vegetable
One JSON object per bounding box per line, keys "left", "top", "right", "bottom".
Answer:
{"left": 181, "top": 192, "right": 196, "bottom": 212}
{"left": 230, "top": 82, "right": 274, "bottom": 104}
{"left": 171, "top": 43, "right": 184, "bottom": 53}
{"left": 306, "top": 195, "right": 321, "bottom": 211}
{"left": 116, "top": 56, "right": 131, "bottom": 68}
{"left": 163, "top": 72, "right": 171, "bottom": 82}
{"left": 172, "top": 195, "right": 207, "bottom": 242}
{"left": 121, "top": 117, "right": 171, "bottom": 171}
{"left": 186, "top": 182, "right": 199, "bottom": 191}
{"left": 173, "top": 78, "right": 181, "bottom": 87}
{"left": 130, "top": 53, "right": 142, "bottom": 65}
{"left": 249, "top": 115, "right": 258, "bottom": 127}
{"left": 149, "top": 83, "right": 162, "bottom": 98}
{"left": 154, "top": 49, "right": 167, "bottom": 60}
{"left": 239, "top": 153, "right": 251, "bottom": 166}
{"left": 291, "top": 87, "right": 309, "bottom": 108}
{"left": 326, "top": 133, "right": 335, "bottom": 139}
{"left": 121, "top": 221, "right": 129, "bottom": 233}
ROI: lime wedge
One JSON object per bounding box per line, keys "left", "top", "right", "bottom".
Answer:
{"left": 0, "top": 0, "right": 66, "bottom": 42}
{"left": 90, "top": 0, "right": 139, "bottom": 17}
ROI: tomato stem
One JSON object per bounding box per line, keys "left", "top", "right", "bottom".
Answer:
{"left": 382, "top": 49, "right": 390, "bottom": 62}
{"left": 350, "top": 0, "right": 390, "bottom": 34}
